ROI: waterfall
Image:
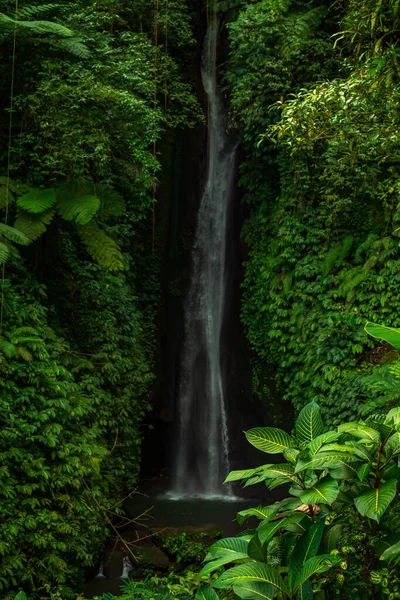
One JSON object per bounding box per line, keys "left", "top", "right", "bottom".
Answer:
{"left": 170, "top": 18, "right": 237, "bottom": 499}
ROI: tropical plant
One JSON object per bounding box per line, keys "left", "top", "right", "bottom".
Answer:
{"left": 198, "top": 402, "right": 400, "bottom": 600}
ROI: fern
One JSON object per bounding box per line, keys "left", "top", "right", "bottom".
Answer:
{"left": 0, "top": 241, "right": 10, "bottom": 264}
{"left": 14, "top": 209, "right": 54, "bottom": 241}
{"left": 17, "top": 188, "right": 57, "bottom": 213}
{"left": 17, "top": 4, "right": 60, "bottom": 19}
{"left": 56, "top": 188, "right": 100, "bottom": 225}
{"left": 279, "top": 6, "right": 327, "bottom": 57}
{"left": 55, "top": 38, "right": 90, "bottom": 59}
{"left": 77, "top": 222, "right": 124, "bottom": 271}
{"left": 0, "top": 223, "right": 30, "bottom": 246}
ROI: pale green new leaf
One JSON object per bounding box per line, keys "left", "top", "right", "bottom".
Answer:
{"left": 380, "top": 540, "right": 400, "bottom": 562}
{"left": 245, "top": 428, "right": 295, "bottom": 454}
{"left": 354, "top": 480, "right": 397, "bottom": 522}
{"left": 296, "top": 402, "right": 323, "bottom": 445}
{"left": 213, "top": 562, "right": 283, "bottom": 590}
{"left": 365, "top": 322, "right": 400, "bottom": 351}
{"left": 299, "top": 478, "right": 339, "bottom": 505}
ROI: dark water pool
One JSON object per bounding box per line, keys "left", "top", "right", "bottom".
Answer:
{"left": 84, "top": 479, "right": 268, "bottom": 597}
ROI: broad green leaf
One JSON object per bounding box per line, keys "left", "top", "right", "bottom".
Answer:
{"left": 357, "top": 463, "right": 371, "bottom": 481}
{"left": 213, "top": 562, "right": 283, "bottom": 591}
{"left": 290, "top": 519, "right": 325, "bottom": 574}
{"left": 207, "top": 537, "right": 249, "bottom": 559}
{"left": 234, "top": 582, "right": 276, "bottom": 600}
{"left": 200, "top": 553, "right": 251, "bottom": 577}
{"left": 292, "top": 555, "right": 339, "bottom": 593}
{"left": 258, "top": 514, "right": 305, "bottom": 545}
{"left": 17, "top": 187, "right": 57, "bottom": 213}
{"left": 296, "top": 581, "right": 312, "bottom": 600}
{"left": 247, "top": 535, "right": 269, "bottom": 562}
{"left": 365, "top": 322, "right": 400, "bottom": 351}
{"left": 328, "top": 460, "right": 363, "bottom": 480}
{"left": 322, "top": 524, "right": 342, "bottom": 553}
{"left": 225, "top": 467, "right": 266, "bottom": 484}
{"left": 295, "top": 452, "right": 360, "bottom": 473}
{"left": 307, "top": 432, "right": 339, "bottom": 456}
{"left": 237, "top": 505, "right": 279, "bottom": 526}
{"left": 246, "top": 464, "right": 300, "bottom": 487}
{"left": 380, "top": 540, "right": 400, "bottom": 562}
{"left": 296, "top": 402, "right": 323, "bottom": 445}
{"left": 299, "top": 478, "right": 339, "bottom": 505}
{"left": 354, "top": 480, "right": 397, "bottom": 522}
{"left": 338, "top": 423, "right": 380, "bottom": 444}
{"left": 196, "top": 587, "right": 219, "bottom": 600}
{"left": 245, "top": 427, "right": 295, "bottom": 454}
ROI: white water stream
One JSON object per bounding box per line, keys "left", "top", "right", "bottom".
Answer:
{"left": 170, "top": 20, "right": 237, "bottom": 499}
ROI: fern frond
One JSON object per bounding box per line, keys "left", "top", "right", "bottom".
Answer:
{"left": 0, "top": 223, "right": 29, "bottom": 246}
{"left": 17, "top": 346, "right": 33, "bottom": 362}
{"left": 14, "top": 209, "right": 54, "bottom": 241}
{"left": 0, "top": 339, "right": 17, "bottom": 358}
{"left": 0, "top": 242, "right": 10, "bottom": 264}
{"left": 17, "top": 188, "right": 57, "bottom": 213}
{"left": 55, "top": 38, "right": 90, "bottom": 58}
{"left": 95, "top": 184, "right": 126, "bottom": 217}
{"left": 77, "top": 222, "right": 124, "bottom": 271}
{"left": 17, "top": 4, "right": 60, "bottom": 19}
{"left": 11, "top": 327, "right": 40, "bottom": 338}
{"left": 56, "top": 190, "right": 100, "bottom": 225}
{"left": 279, "top": 6, "right": 327, "bottom": 57}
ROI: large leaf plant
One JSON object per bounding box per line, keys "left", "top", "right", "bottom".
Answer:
{"left": 199, "top": 402, "right": 400, "bottom": 600}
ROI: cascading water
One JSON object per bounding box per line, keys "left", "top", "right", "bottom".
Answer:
{"left": 170, "top": 17, "right": 237, "bottom": 499}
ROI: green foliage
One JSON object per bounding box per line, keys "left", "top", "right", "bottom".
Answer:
{"left": 225, "top": 0, "right": 400, "bottom": 424}
{"left": 200, "top": 403, "right": 400, "bottom": 600}
{"left": 0, "top": 0, "right": 202, "bottom": 597}
{"left": 160, "top": 533, "right": 209, "bottom": 565}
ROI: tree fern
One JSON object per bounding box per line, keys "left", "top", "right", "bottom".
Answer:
{"left": 17, "top": 188, "right": 57, "bottom": 213}
{"left": 77, "top": 222, "right": 124, "bottom": 271}
{"left": 278, "top": 6, "right": 327, "bottom": 57}
{"left": 14, "top": 209, "right": 54, "bottom": 241}
{"left": 0, "top": 241, "right": 10, "bottom": 264}
{"left": 56, "top": 187, "right": 100, "bottom": 225}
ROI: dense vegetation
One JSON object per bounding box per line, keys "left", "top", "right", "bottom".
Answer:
{"left": 0, "top": 0, "right": 201, "bottom": 597}
{"left": 226, "top": 0, "right": 400, "bottom": 424}
{"left": 3, "top": 0, "right": 400, "bottom": 598}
